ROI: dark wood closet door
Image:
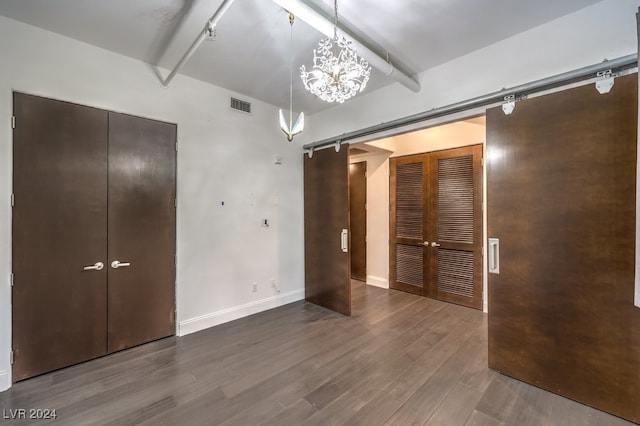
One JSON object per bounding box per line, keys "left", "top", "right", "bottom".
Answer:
{"left": 12, "top": 93, "right": 108, "bottom": 381}
{"left": 107, "top": 113, "right": 176, "bottom": 352}
{"left": 429, "top": 145, "right": 483, "bottom": 309}
{"left": 487, "top": 74, "right": 640, "bottom": 423}
{"left": 389, "top": 155, "right": 429, "bottom": 296}
{"left": 390, "top": 148, "right": 482, "bottom": 307}
{"left": 304, "top": 147, "right": 351, "bottom": 316}
{"left": 349, "top": 162, "right": 367, "bottom": 282}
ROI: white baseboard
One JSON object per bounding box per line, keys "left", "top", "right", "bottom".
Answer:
{"left": 367, "top": 275, "right": 389, "bottom": 289}
{"left": 178, "top": 289, "right": 305, "bottom": 336}
{"left": 0, "top": 370, "right": 9, "bottom": 392}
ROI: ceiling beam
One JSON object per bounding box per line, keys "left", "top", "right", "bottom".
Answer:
{"left": 271, "top": 0, "right": 421, "bottom": 93}
{"left": 160, "top": 0, "right": 237, "bottom": 87}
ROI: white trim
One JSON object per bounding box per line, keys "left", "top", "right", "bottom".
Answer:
{"left": 177, "top": 289, "right": 304, "bottom": 336}
{"left": 637, "top": 143, "right": 640, "bottom": 306}
{"left": 483, "top": 139, "right": 489, "bottom": 315}
{"left": 636, "top": 38, "right": 640, "bottom": 308}
{"left": 0, "top": 370, "right": 9, "bottom": 392}
{"left": 366, "top": 275, "right": 389, "bottom": 289}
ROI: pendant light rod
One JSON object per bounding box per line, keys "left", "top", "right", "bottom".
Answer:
{"left": 289, "top": 13, "right": 294, "bottom": 126}
{"left": 160, "top": 0, "right": 236, "bottom": 88}
{"left": 279, "top": 12, "right": 304, "bottom": 141}
{"left": 272, "top": 0, "right": 421, "bottom": 93}
{"left": 332, "top": 0, "right": 338, "bottom": 40}
{"left": 303, "top": 54, "right": 638, "bottom": 150}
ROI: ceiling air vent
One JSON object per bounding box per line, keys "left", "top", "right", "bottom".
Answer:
{"left": 230, "top": 97, "right": 251, "bottom": 114}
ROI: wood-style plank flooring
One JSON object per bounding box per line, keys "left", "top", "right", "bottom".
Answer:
{"left": 0, "top": 281, "right": 634, "bottom": 425}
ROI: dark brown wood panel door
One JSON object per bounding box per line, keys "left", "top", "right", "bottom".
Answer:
{"left": 107, "top": 113, "right": 176, "bottom": 352}
{"left": 304, "top": 147, "right": 351, "bottom": 316}
{"left": 487, "top": 74, "right": 640, "bottom": 423}
{"left": 389, "top": 155, "right": 429, "bottom": 296}
{"left": 430, "top": 146, "right": 483, "bottom": 309}
{"left": 349, "top": 162, "right": 367, "bottom": 282}
{"left": 12, "top": 93, "right": 108, "bottom": 381}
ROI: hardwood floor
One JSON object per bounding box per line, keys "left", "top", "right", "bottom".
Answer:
{"left": 0, "top": 281, "right": 634, "bottom": 425}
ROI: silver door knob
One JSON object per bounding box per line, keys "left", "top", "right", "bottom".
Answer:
{"left": 111, "top": 260, "right": 131, "bottom": 269}
{"left": 422, "top": 241, "right": 430, "bottom": 246}
{"left": 431, "top": 242, "right": 441, "bottom": 247}
{"left": 83, "top": 261, "right": 104, "bottom": 271}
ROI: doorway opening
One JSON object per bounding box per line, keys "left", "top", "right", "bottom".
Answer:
{"left": 349, "top": 161, "right": 367, "bottom": 282}
{"left": 347, "top": 115, "right": 487, "bottom": 311}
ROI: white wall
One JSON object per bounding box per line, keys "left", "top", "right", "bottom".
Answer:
{"left": 350, "top": 121, "right": 485, "bottom": 294}
{"left": 0, "top": 16, "right": 305, "bottom": 390}
{"left": 307, "top": 0, "right": 639, "bottom": 143}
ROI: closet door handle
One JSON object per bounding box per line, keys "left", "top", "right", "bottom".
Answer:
{"left": 111, "top": 260, "right": 131, "bottom": 269}
{"left": 83, "top": 261, "right": 104, "bottom": 271}
{"left": 422, "top": 241, "right": 430, "bottom": 246}
{"left": 340, "top": 229, "right": 348, "bottom": 253}
{"left": 431, "top": 242, "right": 441, "bottom": 247}
{"left": 488, "top": 238, "right": 500, "bottom": 274}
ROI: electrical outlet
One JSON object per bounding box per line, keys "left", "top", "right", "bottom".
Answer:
{"left": 252, "top": 283, "right": 257, "bottom": 292}
{"left": 270, "top": 279, "right": 281, "bottom": 294}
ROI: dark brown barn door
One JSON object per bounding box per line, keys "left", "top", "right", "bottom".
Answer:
{"left": 430, "top": 146, "right": 483, "bottom": 309}
{"left": 349, "top": 162, "right": 367, "bottom": 282}
{"left": 390, "top": 146, "right": 483, "bottom": 309}
{"left": 304, "top": 147, "right": 351, "bottom": 316}
{"left": 487, "top": 74, "right": 640, "bottom": 422}
{"left": 107, "top": 113, "right": 176, "bottom": 352}
{"left": 389, "top": 155, "right": 429, "bottom": 296}
{"left": 12, "top": 93, "right": 109, "bottom": 381}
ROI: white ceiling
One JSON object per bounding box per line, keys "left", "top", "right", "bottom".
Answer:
{"left": 0, "top": 0, "right": 602, "bottom": 114}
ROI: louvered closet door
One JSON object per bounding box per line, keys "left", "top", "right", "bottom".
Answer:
{"left": 429, "top": 146, "right": 483, "bottom": 309}
{"left": 389, "top": 155, "right": 429, "bottom": 296}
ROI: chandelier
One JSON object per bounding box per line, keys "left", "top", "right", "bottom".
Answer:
{"left": 300, "top": 0, "right": 371, "bottom": 103}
